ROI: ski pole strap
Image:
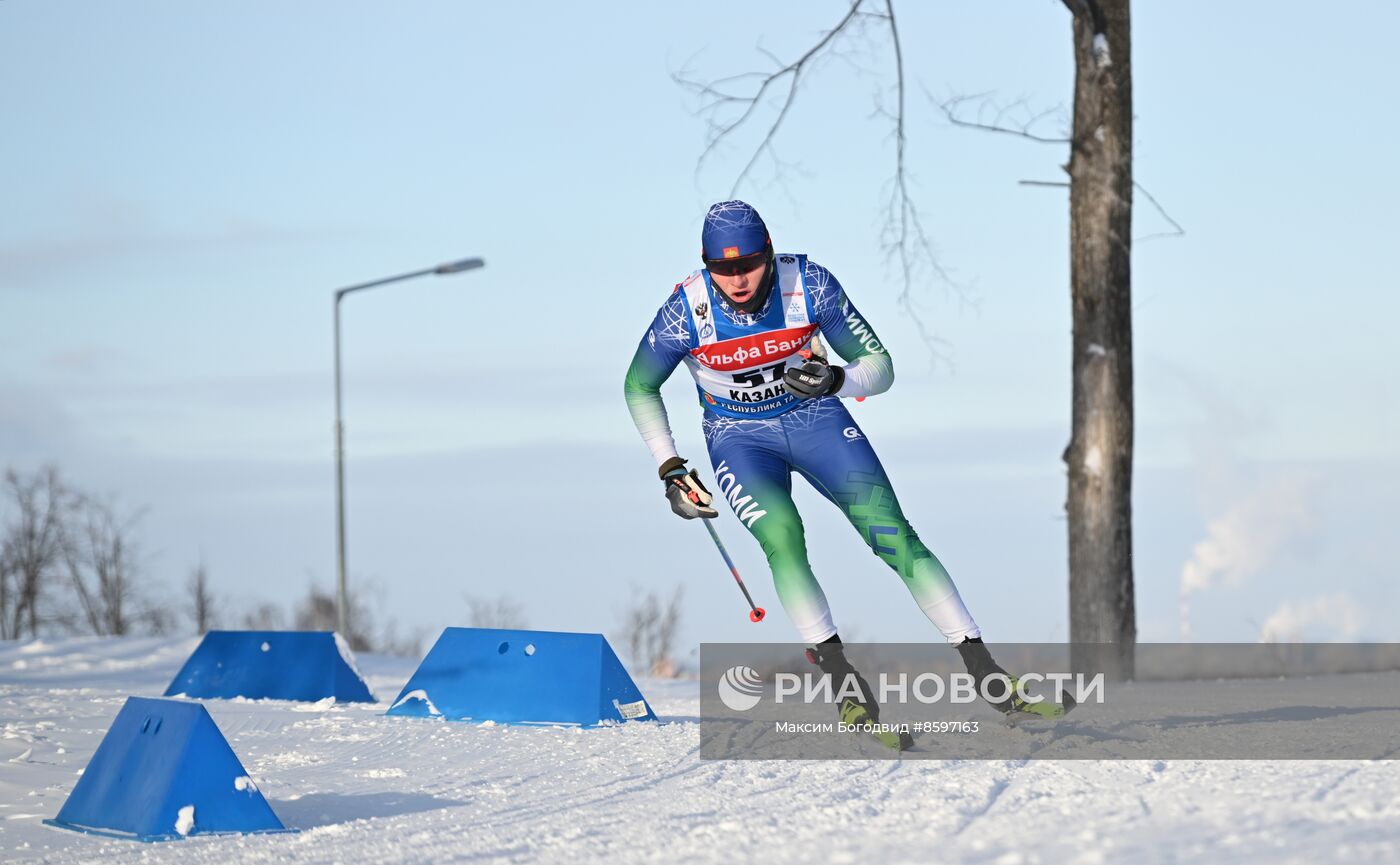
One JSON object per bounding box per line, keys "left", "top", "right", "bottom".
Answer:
{"left": 658, "top": 456, "right": 688, "bottom": 480}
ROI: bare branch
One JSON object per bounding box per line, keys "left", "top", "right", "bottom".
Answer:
{"left": 867, "top": 0, "right": 966, "bottom": 362}
{"left": 1017, "top": 179, "right": 1184, "bottom": 244}
{"left": 933, "top": 91, "right": 1071, "bottom": 144}
{"left": 883, "top": 1, "right": 913, "bottom": 306}
{"left": 1132, "top": 181, "right": 1186, "bottom": 242}
{"left": 673, "top": 1, "right": 865, "bottom": 195}
{"left": 674, "top": 2, "right": 967, "bottom": 367}
{"left": 944, "top": 91, "right": 1183, "bottom": 244}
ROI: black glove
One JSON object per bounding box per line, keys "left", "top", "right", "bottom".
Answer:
{"left": 659, "top": 457, "right": 718, "bottom": 519}
{"left": 783, "top": 355, "right": 844, "bottom": 400}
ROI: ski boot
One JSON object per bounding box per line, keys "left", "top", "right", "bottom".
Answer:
{"left": 955, "top": 637, "right": 1075, "bottom": 721}
{"left": 806, "top": 635, "right": 914, "bottom": 751}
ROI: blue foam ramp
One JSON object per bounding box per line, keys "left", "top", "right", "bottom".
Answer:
{"left": 164, "top": 630, "right": 374, "bottom": 703}
{"left": 45, "top": 697, "right": 288, "bottom": 841}
{"left": 386, "top": 627, "right": 657, "bottom": 726}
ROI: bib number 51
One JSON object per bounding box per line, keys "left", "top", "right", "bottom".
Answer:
{"left": 731, "top": 362, "right": 786, "bottom": 388}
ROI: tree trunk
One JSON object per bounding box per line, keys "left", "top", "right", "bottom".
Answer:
{"left": 1065, "top": 0, "right": 1135, "bottom": 679}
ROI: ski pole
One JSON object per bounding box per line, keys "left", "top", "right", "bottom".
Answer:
{"left": 701, "top": 519, "right": 766, "bottom": 623}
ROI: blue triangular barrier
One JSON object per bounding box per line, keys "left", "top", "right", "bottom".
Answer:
{"left": 385, "top": 628, "right": 657, "bottom": 726}
{"left": 164, "top": 630, "right": 375, "bottom": 703}
{"left": 45, "top": 697, "right": 289, "bottom": 841}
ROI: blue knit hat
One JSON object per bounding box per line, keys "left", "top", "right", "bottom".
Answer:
{"left": 701, "top": 200, "right": 771, "bottom": 262}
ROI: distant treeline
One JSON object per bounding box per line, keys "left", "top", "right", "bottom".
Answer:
{"left": 2, "top": 466, "right": 686, "bottom": 672}
{"left": 0, "top": 465, "right": 420, "bottom": 655}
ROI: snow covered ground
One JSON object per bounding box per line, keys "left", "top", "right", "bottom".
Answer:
{"left": 1, "top": 637, "right": 1397, "bottom": 865}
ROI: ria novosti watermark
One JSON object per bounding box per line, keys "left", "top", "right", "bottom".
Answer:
{"left": 701, "top": 642, "right": 1400, "bottom": 760}
{"left": 718, "top": 665, "right": 1104, "bottom": 712}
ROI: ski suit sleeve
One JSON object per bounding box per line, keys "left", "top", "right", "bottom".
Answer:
{"left": 623, "top": 288, "right": 694, "bottom": 471}
{"left": 805, "top": 260, "right": 893, "bottom": 399}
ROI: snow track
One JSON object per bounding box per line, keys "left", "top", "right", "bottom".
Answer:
{"left": 2, "top": 638, "right": 1398, "bottom": 864}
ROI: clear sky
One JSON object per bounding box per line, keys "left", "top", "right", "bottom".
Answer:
{"left": 3, "top": 1, "right": 1397, "bottom": 654}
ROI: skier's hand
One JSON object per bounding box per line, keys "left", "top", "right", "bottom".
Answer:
{"left": 783, "top": 353, "right": 844, "bottom": 400}
{"left": 659, "top": 457, "right": 718, "bottom": 519}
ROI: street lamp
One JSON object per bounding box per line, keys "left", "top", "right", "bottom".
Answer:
{"left": 333, "top": 257, "right": 485, "bottom": 638}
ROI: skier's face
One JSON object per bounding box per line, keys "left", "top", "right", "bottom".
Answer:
{"left": 709, "top": 257, "right": 768, "bottom": 305}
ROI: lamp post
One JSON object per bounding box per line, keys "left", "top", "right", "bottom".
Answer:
{"left": 333, "top": 257, "right": 485, "bottom": 638}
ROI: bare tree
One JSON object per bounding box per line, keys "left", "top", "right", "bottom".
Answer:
{"left": 293, "top": 583, "right": 343, "bottom": 632}
{"left": 465, "top": 594, "right": 528, "bottom": 630}
{"left": 2, "top": 467, "right": 173, "bottom": 639}
{"left": 288, "top": 581, "right": 423, "bottom": 656}
{"left": 0, "top": 545, "right": 11, "bottom": 636}
{"left": 292, "top": 582, "right": 374, "bottom": 651}
{"left": 187, "top": 560, "right": 217, "bottom": 634}
{"left": 241, "top": 601, "right": 286, "bottom": 631}
{"left": 1, "top": 466, "right": 75, "bottom": 639}
{"left": 678, "top": 0, "right": 1140, "bottom": 676}
{"left": 372, "top": 621, "right": 426, "bottom": 659}
{"left": 1060, "top": 0, "right": 1135, "bottom": 678}
{"left": 617, "top": 586, "right": 684, "bottom": 678}
{"left": 63, "top": 495, "right": 169, "bottom": 636}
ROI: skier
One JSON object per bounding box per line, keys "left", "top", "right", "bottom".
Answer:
{"left": 624, "top": 201, "right": 1063, "bottom": 748}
